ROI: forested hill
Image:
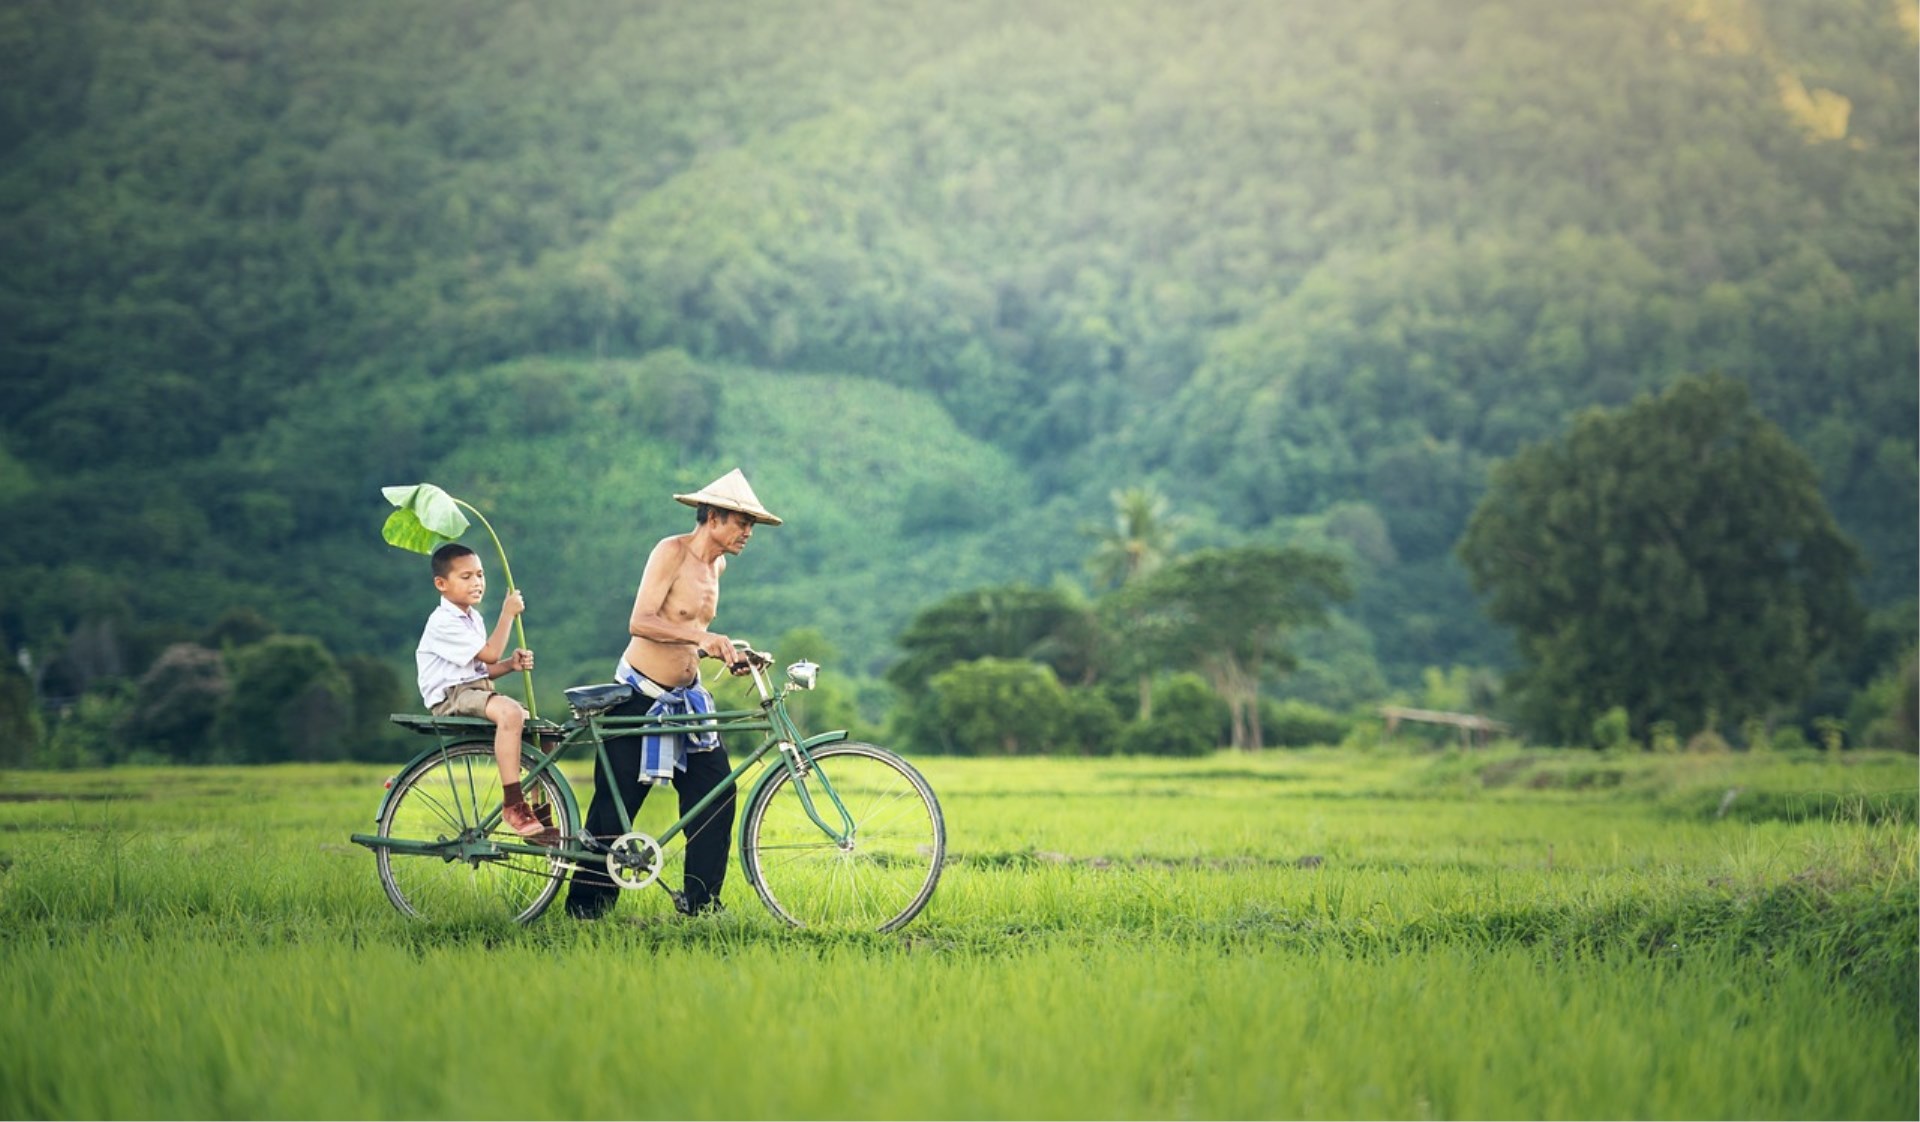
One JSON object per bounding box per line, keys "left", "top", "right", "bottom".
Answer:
{"left": 2, "top": 0, "right": 1914, "bottom": 705}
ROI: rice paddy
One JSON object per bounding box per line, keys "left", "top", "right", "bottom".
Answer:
{"left": 1, "top": 746, "right": 1913, "bottom": 1119}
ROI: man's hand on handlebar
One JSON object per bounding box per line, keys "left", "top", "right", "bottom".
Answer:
{"left": 727, "top": 642, "right": 774, "bottom": 675}
{"left": 699, "top": 634, "right": 771, "bottom": 675}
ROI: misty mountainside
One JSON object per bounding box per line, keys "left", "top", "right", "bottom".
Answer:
{"left": 1, "top": 0, "right": 1913, "bottom": 705}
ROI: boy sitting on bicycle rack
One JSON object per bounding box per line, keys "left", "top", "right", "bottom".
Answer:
{"left": 414, "top": 542, "right": 544, "bottom": 838}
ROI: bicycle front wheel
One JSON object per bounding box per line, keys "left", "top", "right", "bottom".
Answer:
{"left": 740, "top": 742, "right": 945, "bottom": 932}
{"left": 375, "top": 741, "right": 576, "bottom": 924}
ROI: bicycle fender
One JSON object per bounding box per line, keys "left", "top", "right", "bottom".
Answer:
{"left": 368, "top": 736, "right": 585, "bottom": 831}
{"left": 372, "top": 739, "right": 475, "bottom": 823}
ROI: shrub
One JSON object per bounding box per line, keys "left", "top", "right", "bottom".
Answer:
{"left": 1115, "top": 674, "right": 1226, "bottom": 757}
{"left": 1591, "top": 706, "right": 1634, "bottom": 751}
{"left": 1685, "top": 728, "right": 1732, "bottom": 754}
{"left": 1770, "top": 725, "right": 1814, "bottom": 753}
{"left": 1812, "top": 716, "right": 1846, "bottom": 756}
{"left": 1117, "top": 715, "right": 1216, "bottom": 757}
{"left": 1058, "top": 688, "right": 1123, "bottom": 755}
{"left": 39, "top": 683, "right": 131, "bottom": 768}
{"left": 1261, "top": 699, "right": 1348, "bottom": 747}
{"left": 1156, "top": 675, "right": 1230, "bottom": 740}
{"left": 1849, "top": 649, "right": 1917, "bottom": 752}
{"left": 1340, "top": 717, "right": 1388, "bottom": 751}
{"left": 927, "top": 657, "right": 1072, "bottom": 755}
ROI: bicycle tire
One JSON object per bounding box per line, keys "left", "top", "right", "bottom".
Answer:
{"left": 375, "top": 741, "right": 575, "bottom": 924}
{"left": 740, "top": 741, "right": 944, "bottom": 932}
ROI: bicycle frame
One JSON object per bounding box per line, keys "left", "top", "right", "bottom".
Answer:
{"left": 350, "top": 656, "right": 856, "bottom": 874}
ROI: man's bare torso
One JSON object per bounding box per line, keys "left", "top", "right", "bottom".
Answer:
{"left": 623, "top": 533, "right": 725, "bottom": 687}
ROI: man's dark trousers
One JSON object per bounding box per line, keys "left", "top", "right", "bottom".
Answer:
{"left": 563, "top": 691, "right": 735, "bottom": 919}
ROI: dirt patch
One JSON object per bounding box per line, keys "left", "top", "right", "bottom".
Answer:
{"left": 1142, "top": 769, "right": 1305, "bottom": 784}
{"left": 959, "top": 850, "right": 1326, "bottom": 871}
{"left": 1477, "top": 758, "right": 1533, "bottom": 788}
{"left": 1524, "top": 767, "right": 1627, "bottom": 790}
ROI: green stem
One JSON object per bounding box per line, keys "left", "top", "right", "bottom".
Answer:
{"left": 453, "top": 499, "right": 538, "bottom": 721}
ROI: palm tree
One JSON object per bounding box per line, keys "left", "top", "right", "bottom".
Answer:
{"left": 1086, "top": 486, "right": 1180, "bottom": 591}
{"left": 1085, "top": 486, "right": 1182, "bottom": 719}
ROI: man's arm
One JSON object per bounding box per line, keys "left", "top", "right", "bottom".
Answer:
{"left": 628, "top": 538, "right": 738, "bottom": 662}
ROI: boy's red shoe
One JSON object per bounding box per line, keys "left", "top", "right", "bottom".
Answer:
{"left": 501, "top": 802, "right": 547, "bottom": 838}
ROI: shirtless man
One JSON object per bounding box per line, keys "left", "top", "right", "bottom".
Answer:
{"left": 564, "top": 469, "right": 782, "bottom": 920}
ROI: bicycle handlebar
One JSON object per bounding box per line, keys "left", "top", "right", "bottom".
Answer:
{"left": 727, "top": 640, "right": 774, "bottom": 676}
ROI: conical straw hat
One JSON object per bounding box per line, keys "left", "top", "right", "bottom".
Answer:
{"left": 673, "top": 469, "right": 783, "bottom": 525}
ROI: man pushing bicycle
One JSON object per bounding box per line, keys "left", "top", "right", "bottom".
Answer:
{"left": 563, "top": 468, "right": 782, "bottom": 920}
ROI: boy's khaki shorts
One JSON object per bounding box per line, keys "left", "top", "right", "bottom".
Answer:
{"left": 432, "top": 679, "right": 518, "bottom": 718}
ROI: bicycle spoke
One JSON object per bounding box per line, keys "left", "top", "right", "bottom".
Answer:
{"left": 741, "top": 743, "right": 943, "bottom": 932}
{"left": 376, "top": 742, "right": 575, "bottom": 924}
{"left": 402, "top": 777, "right": 466, "bottom": 838}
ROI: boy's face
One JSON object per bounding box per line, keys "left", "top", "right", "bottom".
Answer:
{"left": 434, "top": 554, "right": 486, "bottom": 609}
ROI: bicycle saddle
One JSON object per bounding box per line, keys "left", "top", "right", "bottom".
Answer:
{"left": 564, "top": 683, "right": 634, "bottom": 716}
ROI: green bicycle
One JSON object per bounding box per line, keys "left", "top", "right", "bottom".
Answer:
{"left": 350, "top": 643, "right": 945, "bottom": 931}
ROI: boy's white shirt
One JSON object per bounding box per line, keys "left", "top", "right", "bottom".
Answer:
{"left": 415, "top": 596, "right": 489, "bottom": 707}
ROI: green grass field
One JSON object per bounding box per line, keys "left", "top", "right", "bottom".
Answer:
{"left": 1, "top": 746, "right": 1913, "bottom": 1119}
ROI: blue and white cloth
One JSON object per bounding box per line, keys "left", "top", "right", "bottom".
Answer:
{"left": 614, "top": 662, "right": 720, "bottom": 784}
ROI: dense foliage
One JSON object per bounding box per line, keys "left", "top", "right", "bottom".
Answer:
{"left": 1460, "top": 374, "right": 1863, "bottom": 742}
{"left": 1, "top": 0, "right": 1913, "bottom": 757}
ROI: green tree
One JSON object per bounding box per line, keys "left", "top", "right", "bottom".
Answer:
{"left": 121, "top": 644, "right": 230, "bottom": 761}
{"left": 1086, "top": 485, "right": 1184, "bottom": 720}
{"left": 887, "top": 583, "right": 1104, "bottom": 754}
{"left": 925, "top": 658, "right": 1067, "bottom": 755}
{"left": 202, "top": 607, "right": 276, "bottom": 651}
{"left": 218, "top": 635, "right": 353, "bottom": 763}
{"left": 1458, "top": 374, "right": 1864, "bottom": 743}
{"left": 340, "top": 654, "right": 408, "bottom": 761}
{"left": 1085, "top": 485, "right": 1182, "bottom": 591}
{"left": 1113, "top": 546, "right": 1350, "bottom": 750}
{"left": 887, "top": 584, "right": 1101, "bottom": 697}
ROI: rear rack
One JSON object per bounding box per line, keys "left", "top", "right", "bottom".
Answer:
{"left": 387, "top": 712, "right": 568, "bottom": 737}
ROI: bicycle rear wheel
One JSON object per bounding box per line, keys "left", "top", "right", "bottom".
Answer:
{"left": 740, "top": 742, "right": 944, "bottom": 931}
{"left": 375, "top": 741, "right": 575, "bottom": 924}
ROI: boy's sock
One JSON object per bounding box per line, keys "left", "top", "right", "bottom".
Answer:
{"left": 502, "top": 780, "right": 526, "bottom": 808}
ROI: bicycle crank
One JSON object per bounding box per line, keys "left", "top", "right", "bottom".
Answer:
{"left": 606, "top": 831, "right": 665, "bottom": 891}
